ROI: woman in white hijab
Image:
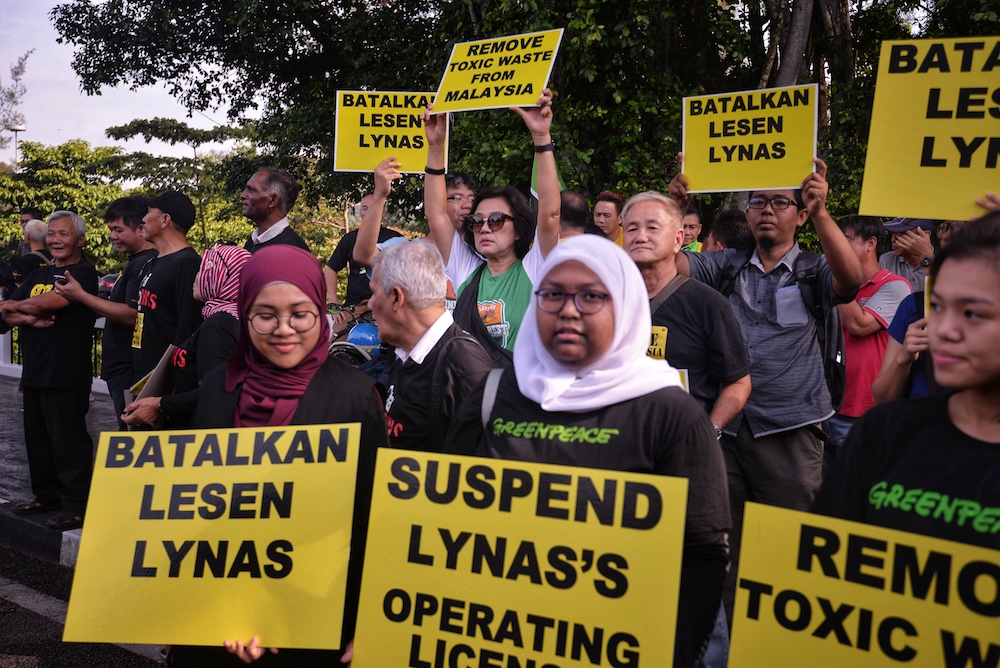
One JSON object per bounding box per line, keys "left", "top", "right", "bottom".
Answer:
{"left": 446, "top": 235, "right": 730, "bottom": 667}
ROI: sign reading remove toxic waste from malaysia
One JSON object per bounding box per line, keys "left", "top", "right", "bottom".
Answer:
{"left": 860, "top": 36, "right": 1000, "bottom": 221}
{"left": 352, "top": 451, "right": 688, "bottom": 667}
{"left": 63, "top": 425, "right": 361, "bottom": 649}
{"left": 730, "top": 503, "right": 1000, "bottom": 667}
{"left": 334, "top": 91, "right": 442, "bottom": 173}
{"left": 682, "top": 84, "right": 818, "bottom": 193}
{"left": 432, "top": 29, "right": 563, "bottom": 114}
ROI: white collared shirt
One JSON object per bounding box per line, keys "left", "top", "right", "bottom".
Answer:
{"left": 395, "top": 311, "right": 454, "bottom": 365}
{"left": 251, "top": 217, "right": 291, "bottom": 245}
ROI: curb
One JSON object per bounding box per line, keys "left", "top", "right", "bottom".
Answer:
{"left": 0, "top": 503, "right": 83, "bottom": 568}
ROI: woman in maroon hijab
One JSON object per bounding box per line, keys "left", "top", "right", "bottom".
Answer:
{"left": 169, "top": 245, "right": 387, "bottom": 667}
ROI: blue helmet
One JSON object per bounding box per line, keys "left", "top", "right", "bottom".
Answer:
{"left": 346, "top": 322, "right": 380, "bottom": 354}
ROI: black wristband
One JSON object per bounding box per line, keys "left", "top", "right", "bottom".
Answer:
{"left": 424, "top": 165, "right": 446, "bottom": 175}
{"left": 533, "top": 142, "right": 555, "bottom": 153}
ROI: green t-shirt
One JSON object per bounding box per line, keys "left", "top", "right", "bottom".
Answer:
{"left": 458, "top": 259, "right": 533, "bottom": 351}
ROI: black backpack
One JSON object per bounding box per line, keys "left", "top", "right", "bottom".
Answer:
{"left": 717, "top": 249, "right": 847, "bottom": 411}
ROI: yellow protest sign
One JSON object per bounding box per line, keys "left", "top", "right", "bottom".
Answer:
{"left": 860, "top": 37, "right": 1000, "bottom": 220}
{"left": 432, "top": 29, "right": 563, "bottom": 114}
{"left": 334, "top": 91, "right": 442, "bottom": 173}
{"left": 352, "top": 451, "right": 688, "bottom": 667}
{"left": 64, "top": 425, "right": 362, "bottom": 649}
{"left": 730, "top": 503, "right": 1000, "bottom": 667}
{"left": 682, "top": 84, "right": 818, "bottom": 192}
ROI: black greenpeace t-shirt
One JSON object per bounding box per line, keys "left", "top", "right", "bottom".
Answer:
{"left": 650, "top": 279, "right": 749, "bottom": 414}
{"left": 448, "top": 369, "right": 730, "bottom": 535}
{"left": 328, "top": 227, "right": 404, "bottom": 305}
{"left": 103, "top": 248, "right": 157, "bottom": 381}
{"left": 132, "top": 247, "right": 203, "bottom": 382}
{"left": 15, "top": 261, "right": 99, "bottom": 391}
{"left": 813, "top": 396, "right": 1000, "bottom": 550}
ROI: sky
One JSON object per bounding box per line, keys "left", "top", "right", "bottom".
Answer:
{"left": 0, "top": 1, "right": 234, "bottom": 164}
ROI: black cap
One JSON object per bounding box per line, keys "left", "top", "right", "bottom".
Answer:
{"left": 150, "top": 191, "right": 196, "bottom": 231}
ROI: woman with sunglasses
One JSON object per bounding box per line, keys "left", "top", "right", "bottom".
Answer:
{"left": 167, "top": 245, "right": 387, "bottom": 666}
{"left": 446, "top": 235, "right": 730, "bottom": 667}
{"left": 123, "top": 243, "right": 252, "bottom": 429}
{"left": 814, "top": 214, "right": 1000, "bottom": 550}
{"left": 422, "top": 89, "right": 561, "bottom": 366}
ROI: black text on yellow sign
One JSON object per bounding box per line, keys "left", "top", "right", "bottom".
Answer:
{"left": 682, "top": 84, "right": 818, "bottom": 193}
{"left": 730, "top": 504, "right": 1000, "bottom": 667}
{"left": 432, "top": 29, "right": 563, "bottom": 114}
{"left": 860, "top": 37, "right": 1000, "bottom": 220}
{"left": 334, "top": 91, "right": 440, "bottom": 173}
{"left": 64, "top": 425, "right": 361, "bottom": 649}
{"left": 352, "top": 451, "right": 689, "bottom": 667}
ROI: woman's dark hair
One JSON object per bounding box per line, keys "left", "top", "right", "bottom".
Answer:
{"left": 931, "top": 212, "right": 1000, "bottom": 276}
{"left": 464, "top": 186, "right": 535, "bottom": 259}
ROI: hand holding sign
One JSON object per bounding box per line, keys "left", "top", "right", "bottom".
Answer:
{"left": 223, "top": 637, "right": 278, "bottom": 663}
{"left": 668, "top": 152, "right": 694, "bottom": 213}
{"left": 511, "top": 87, "right": 554, "bottom": 142}
{"left": 373, "top": 156, "right": 402, "bottom": 199}
{"left": 800, "top": 157, "right": 830, "bottom": 219}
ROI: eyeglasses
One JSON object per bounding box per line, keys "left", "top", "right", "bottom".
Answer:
{"left": 747, "top": 196, "right": 800, "bottom": 211}
{"left": 248, "top": 311, "right": 320, "bottom": 335}
{"left": 535, "top": 289, "right": 611, "bottom": 314}
{"left": 447, "top": 195, "right": 476, "bottom": 204}
{"left": 464, "top": 212, "right": 513, "bottom": 232}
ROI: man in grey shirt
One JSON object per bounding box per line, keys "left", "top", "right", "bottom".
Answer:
{"left": 671, "top": 157, "right": 864, "bottom": 624}
{"left": 877, "top": 217, "right": 935, "bottom": 292}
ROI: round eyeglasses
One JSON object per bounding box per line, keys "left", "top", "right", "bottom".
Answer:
{"left": 248, "top": 311, "right": 320, "bottom": 335}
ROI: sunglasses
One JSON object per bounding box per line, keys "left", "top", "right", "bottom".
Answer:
{"left": 464, "top": 212, "right": 513, "bottom": 232}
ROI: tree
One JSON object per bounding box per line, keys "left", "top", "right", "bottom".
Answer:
{"left": 0, "top": 51, "right": 33, "bottom": 152}
{"left": 50, "top": 0, "right": 985, "bottom": 225}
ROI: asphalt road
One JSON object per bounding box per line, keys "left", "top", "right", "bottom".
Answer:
{"left": 0, "top": 544, "right": 163, "bottom": 666}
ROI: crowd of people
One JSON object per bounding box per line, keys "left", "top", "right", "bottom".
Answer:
{"left": 2, "top": 92, "right": 998, "bottom": 666}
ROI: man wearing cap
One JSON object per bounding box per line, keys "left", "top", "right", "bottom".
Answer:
{"left": 55, "top": 197, "right": 157, "bottom": 427}
{"left": 0, "top": 211, "right": 99, "bottom": 530}
{"left": 132, "top": 191, "right": 204, "bottom": 384}
{"left": 241, "top": 166, "right": 310, "bottom": 254}
{"left": 878, "top": 217, "right": 935, "bottom": 292}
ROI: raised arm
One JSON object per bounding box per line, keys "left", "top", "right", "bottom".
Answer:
{"left": 511, "top": 88, "right": 559, "bottom": 258}
{"left": 802, "top": 158, "right": 863, "bottom": 300}
{"left": 422, "top": 106, "right": 455, "bottom": 264}
{"left": 353, "top": 156, "right": 402, "bottom": 268}
{"left": 667, "top": 152, "right": 695, "bottom": 214}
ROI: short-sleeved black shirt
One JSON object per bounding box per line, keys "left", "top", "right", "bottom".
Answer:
{"left": 14, "top": 261, "right": 99, "bottom": 391}
{"left": 328, "top": 227, "right": 404, "bottom": 305}
{"left": 651, "top": 279, "right": 749, "bottom": 414}
{"left": 132, "top": 247, "right": 203, "bottom": 382}
{"left": 102, "top": 248, "right": 157, "bottom": 381}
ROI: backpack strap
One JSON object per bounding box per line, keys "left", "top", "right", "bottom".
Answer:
{"left": 717, "top": 249, "right": 754, "bottom": 297}
{"left": 30, "top": 250, "right": 54, "bottom": 267}
{"left": 480, "top": 368, "right": 505, "bottom": 429}
{"left": 649, "top": 274, "right": 688, "bottom": 314}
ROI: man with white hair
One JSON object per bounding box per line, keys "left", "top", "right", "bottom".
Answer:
{"left": 0, "top": 211, "right": 99, "bottom": 531}
{"left": 368, "top": 240, "right": 492, "bottom": 451}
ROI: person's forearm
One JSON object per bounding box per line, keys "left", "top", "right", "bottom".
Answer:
{"left": 16, "top": 292, "right": 66, "bottom": 317}
{"left": 814, "top": 209, "right": 863, "bottom": 298}
{"left": 838, "top": 301, "right": 882, "bottom": 337}
{"left": 354, "top": 195, "right": 387, "bottom": 268}
{"left": 708, "top": 375, "right": 751, "bottom": 429}
{"left": 73, "top": 290, "right": 138, "bottom": 326}
{"left": 534, "top": 134, "right": 561, "bottom": 257}
{"left": 872, "top": 344, "right": 913, "bottom": 403}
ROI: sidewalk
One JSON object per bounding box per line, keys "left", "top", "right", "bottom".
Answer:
{"left": 0, "top": 376, "right": 120, "bottom": 566}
